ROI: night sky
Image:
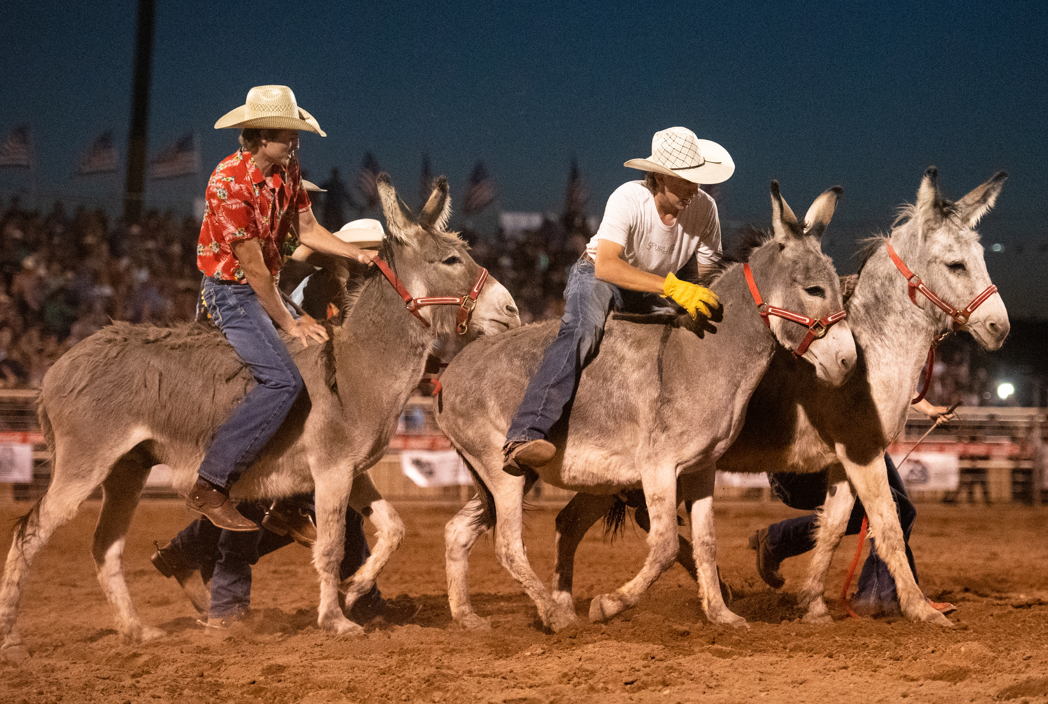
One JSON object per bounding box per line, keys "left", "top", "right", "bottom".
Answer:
{"left": 3, "top": 1, "right": 1047, "bottom": 313}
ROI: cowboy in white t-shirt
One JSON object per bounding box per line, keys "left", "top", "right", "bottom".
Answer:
{"left": 504, "top": 127, "right": 735, "bottom": 472}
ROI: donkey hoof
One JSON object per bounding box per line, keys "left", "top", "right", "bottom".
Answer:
{"left": 588, "top": 593, "right": 625, "bottom": 623}
{"left": 457, "top": 612, "right": 492, "bottom": 631}
{"left": 914, "top": 605, "right": 954, "bottom": 627}
{"left": 320, "top": 614, "right": 365, "bottom": 637}
{"left": 1, "top": 642, "right": 30, "bottom": 663}
{"left": 801, "top": 610, "right": 833, "bottom": 625}
{"left": 709, "top": 610, "right": 749, "bottom": 629}
{"left": 548, "top": 609, "right": 578, "bottom": 633}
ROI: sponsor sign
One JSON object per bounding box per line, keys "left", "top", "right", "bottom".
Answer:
{"left": 400, "top": 450, "right": 470, "bottom": 488}
{"left": 0, "top": 444, "right": 33, "bottom": 483}
{"left": 893, "top": 450, "right": 961, "bottom": 491}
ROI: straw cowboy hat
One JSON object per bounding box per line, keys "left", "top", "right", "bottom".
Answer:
{"left": 300, "top": 179, "right": 326, "bottom": 192}
{"left": 335, "top": 219, "right": 385, "bottom": 250}
{"left": 214, "top": 85, "right": 326, "bottom": 136}
{"left": 624, "top": 126, "right": 734, "bottom": 185}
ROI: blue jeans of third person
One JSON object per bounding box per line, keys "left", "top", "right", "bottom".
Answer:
{"left": 506, "top": 258, "right": 673, "bottom": 444}
{"left": 766, "top": 454, "right": 917, "bottom": 606}
{"left": 170, "top": 495, "right": 381, "bottom": 619}
{"left": 197, "top": 279, "right": 304, "bottom": 490}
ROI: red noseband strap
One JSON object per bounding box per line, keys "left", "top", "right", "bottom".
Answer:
{"left": 743, "top": 263, "right": 848, "bottom": 357}
{"left": 372, "top": 257, "right": 489, "bottom": 335}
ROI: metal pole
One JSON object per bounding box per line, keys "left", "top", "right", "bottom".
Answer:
{"left": 123, "top": 0, "right": 155, "bottom": 225}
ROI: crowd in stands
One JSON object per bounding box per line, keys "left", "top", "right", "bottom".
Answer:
{"left": 0, "top": 194, "right": 1009, "bottom": 407}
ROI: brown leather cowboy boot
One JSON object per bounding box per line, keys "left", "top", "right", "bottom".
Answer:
{"left": 150, "top": 540, "right": 211, "bottom": 615}
{"left": 186, "top": 478, "right": 258, "bottom": 532}
{"left": 261, "top": 500, "right": 317, "bottom": 547}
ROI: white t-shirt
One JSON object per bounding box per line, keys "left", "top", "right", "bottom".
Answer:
{"left": 584, "top": 181, "right": 721, "bottom": 277}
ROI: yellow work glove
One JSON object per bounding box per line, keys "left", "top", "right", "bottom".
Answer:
{"left": 662, "top": 272, "right": 720, "bottom": 319}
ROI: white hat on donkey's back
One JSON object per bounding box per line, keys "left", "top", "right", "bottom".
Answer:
{"left": 214, "top": 85, "right": 326, "bottom": 136}
{"left": 624, "top": 126, "right": 733, "bottom": 185}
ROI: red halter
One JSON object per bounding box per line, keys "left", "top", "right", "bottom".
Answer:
{"left": 885, "top": 239, "right": 998, "bottom": 403}
{"left": 372, "top": 257, "right": 490, "bottom": 335}
{"left": 743, "top": 263, "right": 848, "bottom": 357}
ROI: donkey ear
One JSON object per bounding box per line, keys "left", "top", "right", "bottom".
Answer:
{"left": 770, "top": 181, "right": 800, "bottom": 242}
{"left": 915, "top": 166, "right": 945, "bottom": 227}
{"left": 955, "top": 171, "right": 1007, "bottom": 228}
{"left": 377, "top": 173, "right": 416, "bottom": 244}
{"left": 419, "top": 176, "right": 452, "bottom": 230}
{"left": 802, "top": 186, "right": 843, "bottom": 241}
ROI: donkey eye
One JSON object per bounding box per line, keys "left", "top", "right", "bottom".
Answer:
{"left": 947, "top": 262, "right": 967, "bottom": 273}
{"left": 442, "top": 255, "right": 462, "bottom": 266}
{"left": 804, "top": 286, "right": 825, "bottom": 298}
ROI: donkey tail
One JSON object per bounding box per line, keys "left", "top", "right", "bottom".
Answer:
{"left": 459, "top": 453, "right": 496, "bottom": 532}
{"left": 12, "top": 397, "right": 55, "bottom": 546}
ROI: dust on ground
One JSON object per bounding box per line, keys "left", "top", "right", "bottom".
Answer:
{"left": 2, "top": 499, "right": 1047, "bottom": 703}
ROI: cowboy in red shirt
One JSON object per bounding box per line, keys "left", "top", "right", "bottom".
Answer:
{"left": 187, "top": 85, "right": 374, "bottom": 530}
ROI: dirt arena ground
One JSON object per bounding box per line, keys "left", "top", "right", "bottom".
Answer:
{"left": 2, "top": 498, "right": 1048, "bottom": 703}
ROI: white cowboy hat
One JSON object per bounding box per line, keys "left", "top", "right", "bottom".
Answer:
{"left": 624, "top": 126, "right": 734, "bottom": 185}
{"left": 214, "top": 85, "right": 326, "bottom": 136}
{"left": 336, "top": 219, "right": 385, "bottom": 249}
{"left": 301, "top": 179, "right": 326, "bottom": 193}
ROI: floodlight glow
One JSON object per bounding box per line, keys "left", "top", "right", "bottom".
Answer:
{"left": 991, "top": 243, "right": 1004, "bottom": 253}
{"left": 997, "top": 382, "right": 1015, "bottom": 400}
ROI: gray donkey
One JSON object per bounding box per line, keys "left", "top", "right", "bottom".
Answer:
{"left": 437, "top": 183, "right": 856, "bottom": 632}
{"left": 550, "top": 168, "right": 1010, "bottom": 628}
{"left": 0, "top": 175, "right": 520, "bottom": 659}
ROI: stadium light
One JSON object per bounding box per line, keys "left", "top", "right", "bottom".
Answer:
{"left": 997, "top": 382, "right": 1015, "bottom": 401}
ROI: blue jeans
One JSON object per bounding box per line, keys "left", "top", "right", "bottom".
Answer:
{"left": 170, "top": 495, "right": 380, "bottom": 618}
{"left": 766, "top": 454, "right": 918, "bottom": 605}
{"left": 198, "top": 279, "right": 304, "bottom": 489}
{"left": 506, "top": 258, "right": 673, "bottom": 443}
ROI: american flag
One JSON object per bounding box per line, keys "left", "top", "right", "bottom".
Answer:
{"left": 418, "top": 153, "right": 434, "bottom": 211}
{"left": 355, "top": 152, "right": 382, "bottom": 210}
{"left": 149, "top": 133, "right": 200, "bottom": 179}
{"left": 0, "top": 124, "right": 32, "bottom": 168}
{"left": 462, "top": 161, "right": 497, "bottom": 216}
{"left": 76, "top": 130, "right": 119, "bottom": 175}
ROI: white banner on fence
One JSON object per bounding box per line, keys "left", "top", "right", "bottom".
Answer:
{"left": 0, "top": 443, "right": 32, "bottom": 483}
{"left": 147, "top": 464, "right": 174, "bottom": 488}
{"left": 715, "top": 471, "right": 770, "bottom": 489}
{"left": 893, "top": 451, "right": 960, "bottom": 491}
{"left": 401, "top": 450, "right": 470, "bottom": 488}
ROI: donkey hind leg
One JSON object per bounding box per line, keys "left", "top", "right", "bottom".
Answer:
{"left": 844, "top": 453, "right": 951, "bottom": 626}
{"left": 1, "top": 447, "right": 110, "bottom": 660}
{"left": 445, "top": 495, "right": 494, "bottom": 630}
{"left": 678, "top": 468, "right": 747, "bottom": 627}
{"left": 490, "top": 471, "right": 575, "bottom": 632}
{"left": 552, "top": 493, "right": 616, "bottom": 615}
{"left": 93, "top": 452, "right": 163, "bottom": 643}
{"left": 798, "top": 466, "right": 855, "bottom": 624}
{"left": 589, "top": 467, "right": 680, "bottom": 624}
{"left": 336, "top": 472, "right": 404, "bottom": 629}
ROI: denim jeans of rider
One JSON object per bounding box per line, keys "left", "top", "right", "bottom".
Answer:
{"left": 197, "top": 279, "right": 304, "bottom": 489}
{"left": 506, "top": 257, "right": 678, "bottom": 444}
{"left": 170, "top": 496, "right": 381, "bottom": 619}
{"left": 766, "top": 454, "right": 918, "bottom": 605}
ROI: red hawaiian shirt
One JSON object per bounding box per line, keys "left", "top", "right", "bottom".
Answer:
{"left": 197, "top": 149, "right": 311, "bottom": 282}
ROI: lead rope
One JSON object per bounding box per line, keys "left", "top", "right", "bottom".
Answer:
{"left": 840, "top": 400, "right": 960, "bottom": 616}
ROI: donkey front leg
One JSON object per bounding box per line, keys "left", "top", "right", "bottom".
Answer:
{"left": 798, "top": 465, "right": 856, "bottom": 624}
{"left": 552, "top": 493, "right": 616, "bottom": 615}
{"left": 341, "top": 472, "right": 404, "bottom": 618}
{"left": 843, "top": 452, "right": 951, "bottom": 626}
{"left": 311, "top": 473, "right": 363, "bottom": 636}
{"left": 680, "top": 468, "right": 747, "bottom": 627}
{"left": 589, "top": 467, "right": 679, "bottom": 623}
